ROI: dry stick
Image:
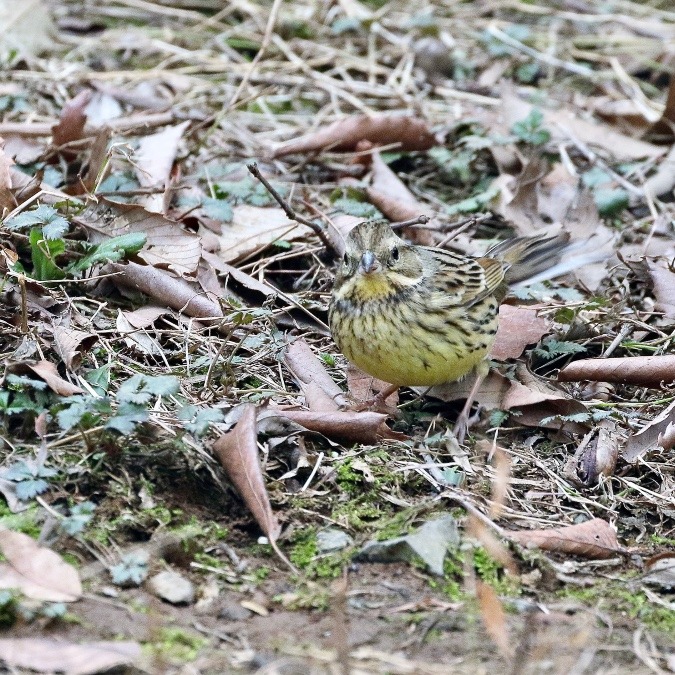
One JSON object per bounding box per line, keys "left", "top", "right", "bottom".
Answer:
{"left": 247, "top": 162, "right": 340, "bottom": 256}
{"left": 389, "top": 214, "right": 431, "bottom": 230}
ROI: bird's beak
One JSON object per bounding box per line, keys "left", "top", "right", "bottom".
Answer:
{"left": 359, "top": 250, "right": 379, "bottom": 274}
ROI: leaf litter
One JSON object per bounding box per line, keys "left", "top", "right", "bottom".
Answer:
{"left": 1, "top": 0, "right": 675, "bottom": 672}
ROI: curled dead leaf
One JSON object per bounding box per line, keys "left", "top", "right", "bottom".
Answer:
{"left": 558, "top": 355, "right": 675, "bottom": 387}
{"left": 212, "top": 404, "right": 281, "bottom": 542}
{"left": 5, "top": 360, "right": 83, "bottom": 396}
{"left": 105, "top": 262, "right": 223, "bottom": 321}
{"left": 508, "top": 518, "right": 622, "bottom": 560}
{"left": 284, "top": 338, "right": 349, "bottom": 411}
{"left": 52, "top": 325, "right": 98, "bottom": 371}
{"left": 366, "top": 151, "right": 426, "bottom": 223}
{"left": 273, "top": 114, "right": 436, "bottom": 157}
{"left": 564, "top": 419, "right": 620, "bottom": 487}
{"left": 0, "top": 529, "right": 82, "bottom": 601}
{"left": 51, "top": 90, "right": 92, "bottom": 149}
{"left": 274, "top": 409, "right": 406, "bottom": 444}
{"left": 622, "top": 400, "right": 675, "bottom": 462}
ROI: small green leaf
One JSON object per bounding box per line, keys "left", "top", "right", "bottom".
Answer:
{"left": 116, "top": 374, "right": 180, "bottom": 405}
{"left": 110, "top": 551, "right": 149, "bottom": 586}
{"left": 533, "top": 339, "right": 587, "bottom": 360}
{"left": 202, "top": 198, "right": 233, "bottom": 222}
{"left": 5, "top": 205, "right": 69, "bottom": 239}
{"left": 511, "top": 109, "right": 551, "bottom": 146}
{"left": 69, "top": 232, "right": 146, "bottom": 273}
{"left": 105, "top": 403, "right": 148, "bottom": 434}
{"left": 178, "top": 405, "right": 225, "bottom": 436}
{"left": 594, "top": 188, "right": 629, "bottom": 217}
{"left": 29, "top": 228, "right": 65, "bottom": 280}
{"left": 333, "top": 197, "right": 382, "bottom": 218}
{"left": 61, "top": 501, "right": 96, "bottom": 536}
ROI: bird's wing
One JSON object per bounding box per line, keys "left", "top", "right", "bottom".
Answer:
{"left": 422, "top": 247, "right": 505, "bottom": 307}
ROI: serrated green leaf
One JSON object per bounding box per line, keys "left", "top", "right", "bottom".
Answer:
{"left": 15, "top": 479, "right": 49, "bottom": 500}
{"left": 5, "top": 205, "right": 69, "bottom": 238}
{"left": 105, "top": 403, "right": 148, "bottom": 434}
{"left": 533, "top": 339, "right": 587, "bottom": 360}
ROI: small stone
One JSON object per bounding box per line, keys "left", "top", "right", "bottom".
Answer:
{"left": 218, "top": 601, "right": 252, "bottom": 621}
{"left": 148, "top": 570, "right": 195, "bottom": 605}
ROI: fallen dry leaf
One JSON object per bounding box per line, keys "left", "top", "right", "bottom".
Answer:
{"left": 134, "top": 120, "right": 190, "bottom": 213}
{"left": 426, "top": 370, "right": 587, "bottom": 433}
{"left": 346, "top": 364, "right": 398, "bottom": 408}
{"left": 648, "top": 259, "right": 675, "bottom": 319}
{"left": 366, "top": 151, "right": 427, "bottom": 223}
{"left": 219, "top": 204, "right": 303, "bottom": 264}
{"left": 641, "top": 144, "right": 675, "bottom": 199}
{"left": 116, "top": 310, "right": 162, "bottom": 356}
{"left": 622, "top": 400, "right": 675, "bottom": 462}
{"left": 51, "top": 90, "right": 92, "bottom": 149}
{"left": 273, "top": 114, "right": 436, "bottom": 157}
{"left": 8, "top": 360, "right": 84, "bottom": 396}
{"left": 565, "top": 419, "right": 621, "bottom": 487}
{"left": 105, "top": 262, "right": 223, "bottom": 321}
{"left": 284, "top": 338, "right": 349, "bottom": 411}
{"left": 645, "top": 76, "right": 675, "bottom": 144}
{"left": 490, "top": 305, "right": 550, "bottom": 361}
{"left": 0, "top": 142, "right": 15, "bottom": 214}
{"left": 212, "top": 404, "right": 281, "bottom": 542}
{"left": 121, "top": 304, "right": 172, "bottom": 329}
{"left": 76, "top": 198, "right": 202, "bottom": 276}
{"left": 0, "top": 638, "right": 140, "bottom": 675}
{"left": 558, "top": 355, "right": 675, "bottom": 387}
{"left": 508, "top": 518, "right": 622, "bottom": 560}
{"left": 52, "top": 325, "right": 98, "bottom": 371}
{"left": 0, "top": 529, "right": 82, "bottom": 601}
{"left": 276, "top": 408, "right": 406, "bottom": 444}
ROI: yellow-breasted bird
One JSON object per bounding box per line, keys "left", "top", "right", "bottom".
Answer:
{"left": 328, "top": 219, "right": 571, "bottom": 442}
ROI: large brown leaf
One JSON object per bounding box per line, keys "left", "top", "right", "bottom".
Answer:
{"left": 273, "top": 114, "right": 436, "bottom": 157}
{"left": 558, "top": 355, "right": 675, "bottom": 387}
{"left": 0, "top": 639, "right": 140, "bottom": 675}
{"left": 212, "top": 404, "right": 281, "bottom": 542}
{"left": 490, "top": 305, "right": 550, "bottom": 361}
{"left": 508, "top": 518, "right": 622, "bottom": 560}
{"left": 0, "top": 529, "right": 82, "bottom": 601}
{"left": 76, "top": 199, "right": 202, "bottom": 276}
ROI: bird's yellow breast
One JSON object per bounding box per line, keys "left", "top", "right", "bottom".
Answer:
{"left": 329, "top": 293, "right": 498, "bottom": 387}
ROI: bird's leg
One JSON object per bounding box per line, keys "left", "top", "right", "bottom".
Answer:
{"left": 453, "top": 363, "right": 488, "bottom": 444}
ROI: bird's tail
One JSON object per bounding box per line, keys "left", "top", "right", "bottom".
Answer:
{"left": 487, "top": 232, "right": 604, "bottom": 287}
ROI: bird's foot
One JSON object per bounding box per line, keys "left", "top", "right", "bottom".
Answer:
{"left": 341, "top": 384, "right": 400, "bottom": 417}
{"left": 453, "top": 406, "right": 482, "bottom": 445}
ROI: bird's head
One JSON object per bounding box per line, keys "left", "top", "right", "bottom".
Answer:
{"left": 333, "top": 220, "right": 424, "bottom": 302}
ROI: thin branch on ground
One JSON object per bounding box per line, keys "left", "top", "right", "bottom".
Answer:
{"left": 247, "top": 162, "right": 341, "bottom": 257}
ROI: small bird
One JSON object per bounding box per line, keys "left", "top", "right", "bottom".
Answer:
{"left": 328, "top": 219, "right": 569, "bottom": 442}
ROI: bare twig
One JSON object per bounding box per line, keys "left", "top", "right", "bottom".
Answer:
{"left": 246, "top": 162, "right": 340, "bottom": 257}
{"left": 390, "top": 214, "right": 431, "bottom": 230}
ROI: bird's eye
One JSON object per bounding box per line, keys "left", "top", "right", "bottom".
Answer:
{"left": 391, "top": 246, "right": 400, "bottom": 261}
{"left": 343, "top": 252, "right": 349, "bottom": 266}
